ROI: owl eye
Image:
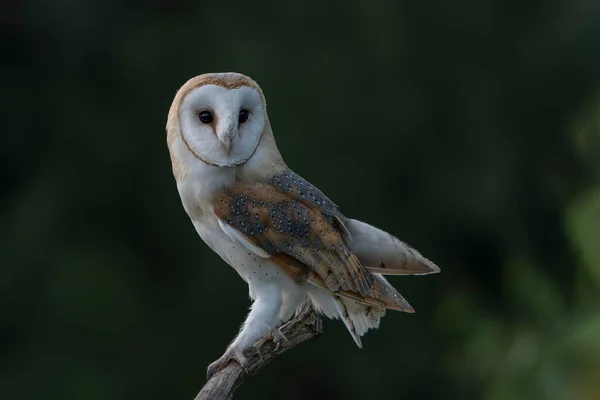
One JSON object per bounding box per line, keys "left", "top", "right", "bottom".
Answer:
{"left": 198, "top": 111, "right": 213, "bottom": 124}
{"left": 239, "top": 109, "right": 249, "bottom": 123}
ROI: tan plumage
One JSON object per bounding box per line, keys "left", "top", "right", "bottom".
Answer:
{"left": 165, "top": 72, "right": 440, "bottom": 377}
{"left": 214, "top": 181, "right": 414, "bottom": 313}
{"left": 214, "top": 182, "right": 374, "bottom": 296}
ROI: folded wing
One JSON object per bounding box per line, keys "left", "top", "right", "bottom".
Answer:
{"left": 213, "top": 181, "right": 413, "bottom": 312}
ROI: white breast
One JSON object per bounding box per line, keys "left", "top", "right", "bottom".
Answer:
{"left": 192, "top": 214, "right": 299, "bottom": 301}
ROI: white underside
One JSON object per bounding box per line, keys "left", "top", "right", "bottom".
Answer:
{"left": 193, "top": 213, "right": 381, "bottom": 349}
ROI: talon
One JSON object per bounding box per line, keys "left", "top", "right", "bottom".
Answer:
{"left": 206, "top": 362, "right": 221, "bottom": 380}
{"left": 267, "top": 327, "right": 289, "bottom": 351}
{"left": 206, "top": 346, "right": 257, "bottom": 380}
{"left": 243, "top": 345, "right": 262, "bottom": 361}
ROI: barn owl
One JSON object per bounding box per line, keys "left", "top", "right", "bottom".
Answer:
{"left": 166, "top": 72, "right": 440, "bottom": 378}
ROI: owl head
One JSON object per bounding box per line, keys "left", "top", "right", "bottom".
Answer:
{"left": 168, "top": 73, "right": 275, "bottom": 167}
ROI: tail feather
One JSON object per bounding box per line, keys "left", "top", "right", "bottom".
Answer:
{"left": 308, "top": 286, "right": 387, "bottom": 348}
{"left": 344, "top": 298, "right": 386, "bottom": 337}
{"left": 333, "top": 295, "right": 362, "bottom": 348}
{"left": 346, "top": 219, "right": 440, "bottom": 276}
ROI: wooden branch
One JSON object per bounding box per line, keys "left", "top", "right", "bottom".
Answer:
{"left": 194, "top": 299, "right": 323, "bottom": 400}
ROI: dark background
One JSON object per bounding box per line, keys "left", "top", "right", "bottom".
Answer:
{"left": 3, "top": 1, "right": 600, "bottom": 399}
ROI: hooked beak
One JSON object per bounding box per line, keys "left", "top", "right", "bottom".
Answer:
{"left": 220, "top": 135, "right": 233, "bottom": 156}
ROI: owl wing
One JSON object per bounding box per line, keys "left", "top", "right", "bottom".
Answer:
{"left": 213, "top": 181, "right": 413, "bottom": 312}
{"left": 265, "top": 170, "right": 439, "bottom": 276}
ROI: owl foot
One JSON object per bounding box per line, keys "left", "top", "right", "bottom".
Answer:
{"left": 267, "top": 326, "right": 289, "bottom": 351}
{"left": 206, "top": 345, "right": 260, "bottom": 380}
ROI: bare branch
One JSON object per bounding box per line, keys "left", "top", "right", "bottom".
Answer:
{"left": 194, "top": 299, "right": 323, "bottom": 400}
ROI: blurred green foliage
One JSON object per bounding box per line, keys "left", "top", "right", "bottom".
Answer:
{"left": 2, "top": 0, "right": 600, "bottom": 399}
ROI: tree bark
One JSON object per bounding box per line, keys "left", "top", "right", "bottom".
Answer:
{"left": 194, "top": 300, "right": 323, "bottom": 400}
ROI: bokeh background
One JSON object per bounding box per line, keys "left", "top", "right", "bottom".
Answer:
{"left": 3, "top": 0, "right": 600, "bottom": 399}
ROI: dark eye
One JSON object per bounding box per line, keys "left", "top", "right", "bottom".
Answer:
{"left": 198, "top": 111, "right": 213, "bottom": 124}
{"left": 239, "top": 109, "right": 249, "bottom": 123}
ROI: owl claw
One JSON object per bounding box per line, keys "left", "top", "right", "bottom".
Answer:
{"left": 206, "top": 345, "right": 259, "bottom": 380}
{"left": 206, "top": 347, "right": 251, "bottom": 379}
{"left": 267, "top": 327, "right": 289, "bottom": 352}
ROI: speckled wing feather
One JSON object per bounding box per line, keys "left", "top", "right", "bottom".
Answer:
{"left": 213, "top": 179, "right": 412, "bottom": 312}
{"left": 267, "top": 170, "right": 352, "bottom": 238}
